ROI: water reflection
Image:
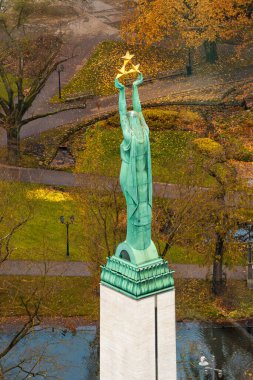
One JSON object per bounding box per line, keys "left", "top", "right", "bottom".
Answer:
{"left": 0, "top": 323, "right": 252, "bottom": 379}
{"left": 177, "top": 322, "right": 253, "bottom": 379}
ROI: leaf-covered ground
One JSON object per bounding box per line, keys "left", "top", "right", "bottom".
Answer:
{"left": 52, "top": 40, "right": 185, "bottom": 100}
{"left": 1, "top": 276, "right": 253, "bottom": 323}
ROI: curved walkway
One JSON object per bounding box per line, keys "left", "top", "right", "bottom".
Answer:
{"left": 18, "top": 65, "right": 253, "bottom": 141}
{"left": 0, "top": 259, "right": 246, "bottom": 280}
{"left": 0, "top": 164, "right": 207, "bottom": 199}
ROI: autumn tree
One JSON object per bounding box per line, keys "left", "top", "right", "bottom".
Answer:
{"left": 191, "top": 137, "right": 252, "bottom": 294}
{"left": 0, "top": 181, "right": 44, "bottom": 379}
{"left": 0, "top": 0, "right": 86, "bottom": 163}
{"left": 74, "top": 178, "right": 125, "bottom": 291}
{"left": 121, "top": 0, "right": 252, "bottom": 67}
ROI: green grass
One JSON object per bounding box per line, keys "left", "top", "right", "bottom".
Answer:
{"left": 74, "top": 110, "right": 212, "bottom": 185}
{"left": 52, "top": 40, "right": 185, "bottom": 101}
{"left": 4, "top": 181, "right": 206, "bottom": 263}
{"left": 166, "top": 245, "right": 206, "bottom": 265}
{"left": 0, "top": 182, "right": 85, "bottom": 261}
{"left": 0, "top": 181, "right": 246, "bottom": 266}
{"left": 1, "top": 276, "right": 253, "bottom": 322}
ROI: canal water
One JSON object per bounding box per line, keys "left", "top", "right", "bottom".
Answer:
{"left": 0, "top": 322, "right": 252, "bottom": 379}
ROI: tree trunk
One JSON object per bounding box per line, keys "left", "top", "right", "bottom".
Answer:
{"left": 212, "top": 232, "right": 225, "bottom": 295}
{"left": 7, "top": 126, "right": 20, "bottom": 165}
{"left": 204, "top": 41, "right": 218, "bottom": 63}
{"left": 186, "top": 47, "right": 193, "bottom": 76}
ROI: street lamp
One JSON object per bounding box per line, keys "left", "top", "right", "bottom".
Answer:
{"left": 60, "top": 215, "right": 74, "bottom": 257}
{"left": 56, "top": 64, "right": 64, "bottom": 99}
{"left": 199, "top": 355, "right": 223, "bottom": 379}
{"left": 234, "top": 223, "right": 253, "bottom": 289}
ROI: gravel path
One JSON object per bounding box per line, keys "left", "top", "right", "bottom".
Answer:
{"left": 0, "top": 260, "right": 246, "bottom": 280}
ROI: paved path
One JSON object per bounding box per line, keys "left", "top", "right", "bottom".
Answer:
{"left": 0, "top": 0, "right": 121, "bottom": 145}
{"left": 0, "top": 164, "right": 206, "bottom": 199}
{"left": 0, "top": 260, "right": 246, "bottom": 280}
{"left": 17, "top": 64, "right": 253, "bottom": 143}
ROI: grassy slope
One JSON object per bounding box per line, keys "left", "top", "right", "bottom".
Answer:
{"left": 74, "top": 109, "right": 212, "bottom": 185}
{"left": 1, "top": 276, "right": 253, "bottom": 322}
{"left": 52, "top": 40, "right": 185, "bottom": 100}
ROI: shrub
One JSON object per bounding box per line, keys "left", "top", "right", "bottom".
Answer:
{"left": 192, "top": 138, "right": 225, "bottom": 162}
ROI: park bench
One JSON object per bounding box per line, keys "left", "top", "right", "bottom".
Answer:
{"left": 125, "top": 69, "right": 185, "bottom": 87}
{"left": 64, "top": 93, "right": 95, "bottom": 104}
{"left": 157, "top": 70, "right": 185, "bottom": 80}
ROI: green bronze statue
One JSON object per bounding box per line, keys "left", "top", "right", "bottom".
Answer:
{"left": 100, "top": 56, "right": 174, "bottom": 298}
{"left": 115, "top": 74, "right": 152, "bottom": 251}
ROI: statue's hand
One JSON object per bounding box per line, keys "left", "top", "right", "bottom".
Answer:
{"left": 115, "top": 78, "right": 125, "bottom": 91}
{"left": 133, "top": 73, "right": 143, "bottom": 87}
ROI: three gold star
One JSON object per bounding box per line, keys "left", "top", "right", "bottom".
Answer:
{"left": 116, "top": 51, "right": 141, "bottom": 79}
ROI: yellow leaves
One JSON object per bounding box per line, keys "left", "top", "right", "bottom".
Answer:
{"left": 121, "top": 0, "right": 252, "bottom": 48}
{"left": 26, "top": 188, "right": 72, "bottom": 202}
{"left": 193, "top": 138, "right": 225, "bottom": 160}
{"left": 59, "top": 40, "right": 184, "bottom": 98}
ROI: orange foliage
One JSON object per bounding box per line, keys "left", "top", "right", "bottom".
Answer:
{"left": 122, "top": 0, "right": 252, "bottom": 48}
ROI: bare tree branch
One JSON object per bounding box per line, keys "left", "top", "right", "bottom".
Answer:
{"left": 20, "top": 104, "right": 86, "bottom": 126}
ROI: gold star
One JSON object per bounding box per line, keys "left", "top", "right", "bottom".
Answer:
{"left": 117, "top": 64, "right": 128, "bottom": 75}
{"left": 116, "top": 73, "right": 124, "bottom": 79}
{"left": 121, "top": 51, "right": 135, "bottom": 61}
{"left": 127, "top": 68, "right": 136, "bottom": 74}
{"left": 131, "top": 63, "right": 141, "bottom": 73}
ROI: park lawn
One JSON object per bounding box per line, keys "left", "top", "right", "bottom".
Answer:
{"left": 51, "top": 40, "right": 185, "bottom": 101}
{"left": 0, "top": 182, "right": 85, "bottom": 261}
{"left": 1, "top": 181, "right": 205, "bottom": 264}
{"left": 1, "top": 276, "right": 253, "bottom": 322}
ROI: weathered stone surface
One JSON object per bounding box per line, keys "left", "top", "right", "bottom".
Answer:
{"left": 100, "top": 285, "right": 176, "bottom": 380}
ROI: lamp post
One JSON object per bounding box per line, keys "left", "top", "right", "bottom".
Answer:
{"left": 199, "top": 355, "right": 223, "bottom": 379}
{"left": 60, "top": 215, "right": 74, "bottom": 257}
{"left": 234, "top": 223, "right": 253, "bottom": 289}
{"left": 57, "top": 64, "right": 64, "bottom": 99}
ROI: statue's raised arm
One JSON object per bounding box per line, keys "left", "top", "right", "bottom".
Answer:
{"left": 115, "top": 78, "right": 130, "bottom": 143}
{"left": 132, "top": 73, "right": 149, "bottom": 132}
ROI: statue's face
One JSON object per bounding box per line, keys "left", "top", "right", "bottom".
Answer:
{"left": 127, "top": 111, "right": 142, "bottom": 132}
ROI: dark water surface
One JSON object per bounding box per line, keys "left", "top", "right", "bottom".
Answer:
{"left": 1, "top": 323, "right": 253, "bottom": 379}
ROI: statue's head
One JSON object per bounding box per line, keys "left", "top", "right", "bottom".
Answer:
{"left": 127, "top": 111, "right": 142, "bottom": 132}
{"left": 127, "top": 110, "right": 139, "bottom": 119}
